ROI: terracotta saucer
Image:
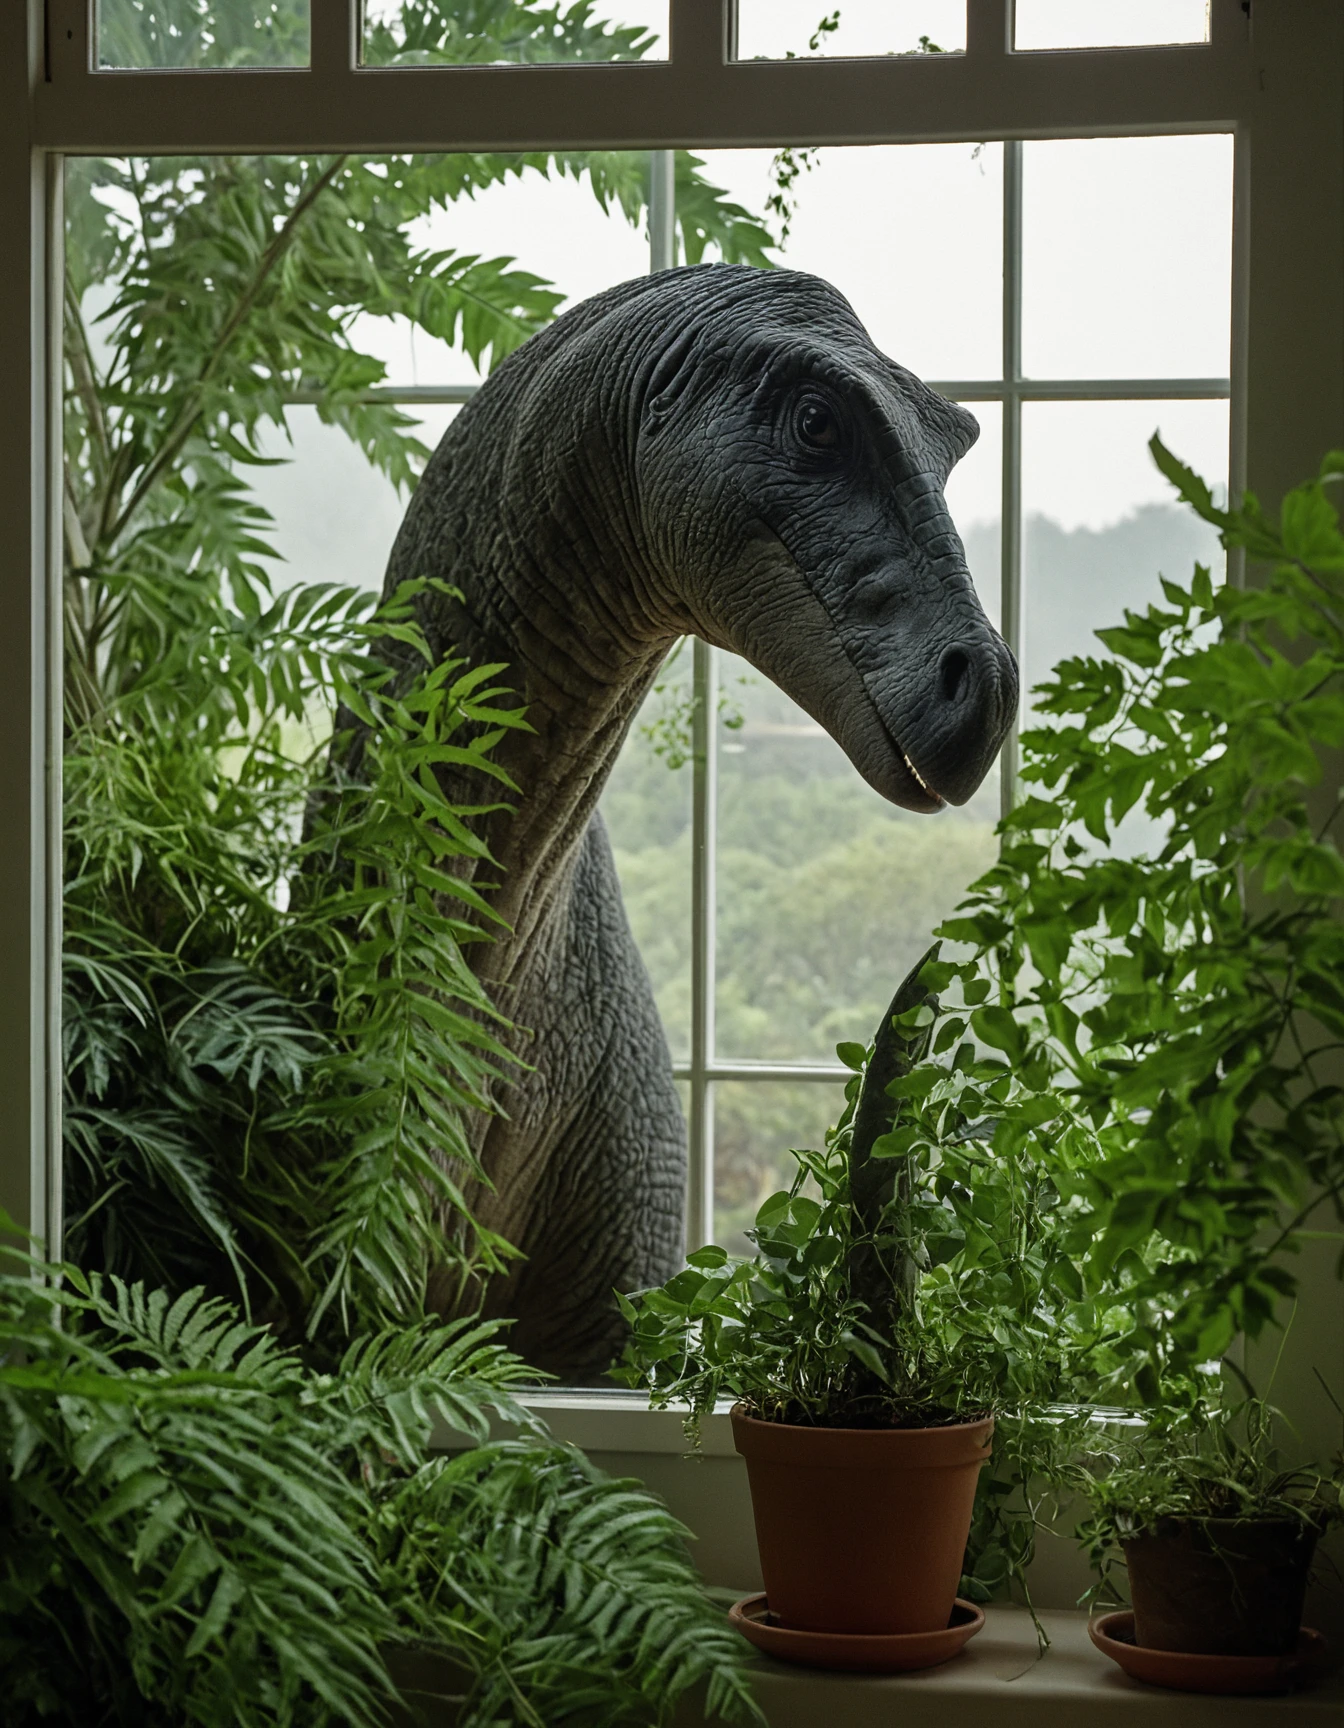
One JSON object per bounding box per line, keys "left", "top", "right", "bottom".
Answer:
{"left": 1088, "top": 1610, "right": 1328, "bottom": 1695}
{"left": 728, "top": 1594, "right": 985, "bottom": 1673}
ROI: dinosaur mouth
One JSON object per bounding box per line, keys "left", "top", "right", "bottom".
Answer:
{"left": 900, "top": 746, "right": 944, "bottom": 807}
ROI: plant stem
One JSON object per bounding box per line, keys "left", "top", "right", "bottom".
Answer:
{"left": 106, "top": 154, "right": 348, "bottom": 549}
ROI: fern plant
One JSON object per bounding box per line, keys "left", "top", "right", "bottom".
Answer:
{"left": 63, "top": 0, "right": 779, "bottom": 1342}
{"left": 0, "top": 1241, "right": 760, "bottom": 1727}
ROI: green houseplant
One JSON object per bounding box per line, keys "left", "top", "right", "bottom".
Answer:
{"left": 0, "top": 1237, "right": 762, "bottom": 1728}
{"left": 617, "top": 944, "right": 1112, "bottom": 1662}
{"left": 1077, "top": 1398, "right": 1342, "bottom": 1663}
{"left": 940, "top": 440, "right": 1344, "bottom": 1676}
{"left": 621, "top": 441, "right": 1344, "bottom": 1674}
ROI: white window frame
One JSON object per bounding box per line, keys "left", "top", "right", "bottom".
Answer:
{"left": 4, "top": 3, "right": 1342, "bottom": 1446}
{"left": 286, "top": 132, "right": 1237, "bottom": 1252}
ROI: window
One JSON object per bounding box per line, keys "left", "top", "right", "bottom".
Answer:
{"left": 15, "top": 0, "right": 1343, "bottom": 1416}
{"left": 207, "top": 129, "right": 1232, "bottom": 1262}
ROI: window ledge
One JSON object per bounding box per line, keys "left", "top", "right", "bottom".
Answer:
{"left": 673, "top": 1608, "right": 1343, "bottom": 1727}
{"left": 431, "top": 1391, "right": 738, "bottom": 1456}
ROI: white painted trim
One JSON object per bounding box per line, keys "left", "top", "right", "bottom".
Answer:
{"left": 435, "top": 1393, "right": 740, "bottom": 1457}
{"left": 37, "top": 0, "right": 1256, "bottom": 154}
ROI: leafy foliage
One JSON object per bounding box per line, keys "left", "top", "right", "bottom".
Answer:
{"left": 382, "top": 1444, "right": 760, "bottom": 1726}
{"left": 63, "top": 0, "right": 778, "bottom": 1343}
{"left": 1070, "top": 1397, "right": 1344, "bottom": 1604}
{"left": 943, "top": 439, "right": 1344, "bottom": 1402}
{"left": 65, "top": 569, "right": 528, "bottom": 1343}
{"left": 620, "top": 443, "right": 1344, "bottom": 1604}
{"left": 0, "top": 1243, "right": 758, "bottom": 1727}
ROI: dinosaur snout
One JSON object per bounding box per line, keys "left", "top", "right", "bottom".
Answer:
{"left": 908, "top": 631, "right": 1018, "bottom": 806}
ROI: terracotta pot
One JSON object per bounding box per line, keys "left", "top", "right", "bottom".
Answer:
{"left": 730, "top": 1405, "right": 993, "bottom": 1635}
{"left": 1123, "top": 1516, "right": 1318, "bottom": 1657}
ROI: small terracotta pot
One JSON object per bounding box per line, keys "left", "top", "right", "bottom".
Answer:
{"left": 730, "top": 1405, "right": 993, "bottom": 1636}
{"left": 1123, "top": 1516, "right": 1318, "bottom": 1657}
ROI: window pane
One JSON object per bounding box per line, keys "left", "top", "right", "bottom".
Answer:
{"left": 702, "top": 144, "right": 1003, "bottom": 380}
{"left": 714, "top": 655, "right": 999, "bottom": 1065}
{"left": 1022, "top": 135, "right": 1234, "bottom": 380}
{"left": 363, "top": 0, "right": 667, "bottom": 65}
{"left": 1014, "top": 0, "right": 1209, "bottom": 51}
{"left": 603, "top": 649, "right": 694, "bottom": 1065}
{"left": 1020, "top": 399, "right": 1228, "bottom": 710}
{"left": 714, "top": 1081, "right": 845, "bottom": 1255}
{"left": 735, "top": 0, "right": 965, "bottom": 58}
{"left": 351, "top": 160, "right": 653, "bottom": 388}
{"left": 99, "top": 0, "right": 309, "bottom": 67}
{"left": 945, "top": 398, "right": 1002, "bottom": 634}
{"left": 247, "top": 404, "right": 459, "bottom": 593}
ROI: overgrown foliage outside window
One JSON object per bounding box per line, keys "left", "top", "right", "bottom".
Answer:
{"left": 62, "top": 15, "right": 774, "bottom": 1346}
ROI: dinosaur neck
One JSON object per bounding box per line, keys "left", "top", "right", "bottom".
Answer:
{"left": 389, "top": 341, "right": 682, "bottom": 992}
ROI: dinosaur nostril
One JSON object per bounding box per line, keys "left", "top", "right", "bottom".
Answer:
{"left": 939, "top": 646, "right": 972, "bottom": 704}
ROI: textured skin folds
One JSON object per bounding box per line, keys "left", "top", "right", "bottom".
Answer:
{"left": 381, "top": 266, "right": 1018, "bottom": 1381}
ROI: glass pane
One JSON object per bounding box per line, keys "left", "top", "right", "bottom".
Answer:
{"left": 602, "top": 647, "right": 694, "bottom": 1064}
{"left": 1020, "top": 399, "right": 1228, "bottom": 710}
{"left": 1014, "top": 0, "right": 1209, "bottom": 51}
{"left": 714, "top": 1081, "right": 846, "bottom": 1255}
{"left": 945, "top": 398, "right": 1002, "bottom": 634}
{"left": 351, "top": 159, "right": 653, "bottom": 388}
{"left": 714, "top": 655, "right": 1000, "bottom": 1065}
{"left": 363, "top": 0, "right": 667, "bottom": 65}
{"left": 735, "top": 0, "right": 965, "bottom": 58}
{"left": 248, "top": 404, "right": 459, "bottom": 593}
{"left": 1022, "top": 135, "right": 1234, "bottom": 380}
{"left": 99, "top": 0, "right": 309, "bottom": 67}
{"left": 701, "top": 144, "right": 1002, "bottom": 380}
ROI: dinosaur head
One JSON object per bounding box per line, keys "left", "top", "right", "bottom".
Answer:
{"left": 633, "top": 266, "right": 1016, "bottom": 811}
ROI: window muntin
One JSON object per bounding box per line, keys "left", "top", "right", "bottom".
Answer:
{"left": 98, "top": 0, "right": 312, "bottom": 67}
{"left": 734, "top": 0, "right": 967, "bottom": 60}
{"left": 1013, "top": 1, "right": 1211, "bottom": 54}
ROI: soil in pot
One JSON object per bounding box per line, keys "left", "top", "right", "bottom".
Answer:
{"left": 1122, "top": 1516, "right": 1318, "bottom": 1656}
{"left": 730, "top": 1406, "right": 993, "bottom": 1637}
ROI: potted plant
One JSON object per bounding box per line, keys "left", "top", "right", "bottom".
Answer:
{"left": 1075, "top": 1397, "right": 1342, "bottom": 1691}
{"left": 616, "top": 942, "right": 1103, "bottom": 1669}
{"left": 939, "top": 441, "right": 1344, "bottom": 1684}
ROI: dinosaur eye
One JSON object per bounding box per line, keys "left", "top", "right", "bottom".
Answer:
{"left": 795, "top": 398, "right": 841, "bottom": 451}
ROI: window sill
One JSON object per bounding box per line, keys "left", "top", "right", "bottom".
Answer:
{"left": 672, "top": 1608, "right": 1343, "bottom": 1728}
{"left": 434, "top": 1390, "right": 736, "bottom": 1456}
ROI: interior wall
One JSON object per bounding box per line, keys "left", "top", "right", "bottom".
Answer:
{"left": 1240, "top": 0, "right": 1344, "bottom": 1644}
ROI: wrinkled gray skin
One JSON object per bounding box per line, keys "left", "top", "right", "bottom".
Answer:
{"left": 379, "top": 265, "right": 1017, "bottom": 1381}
